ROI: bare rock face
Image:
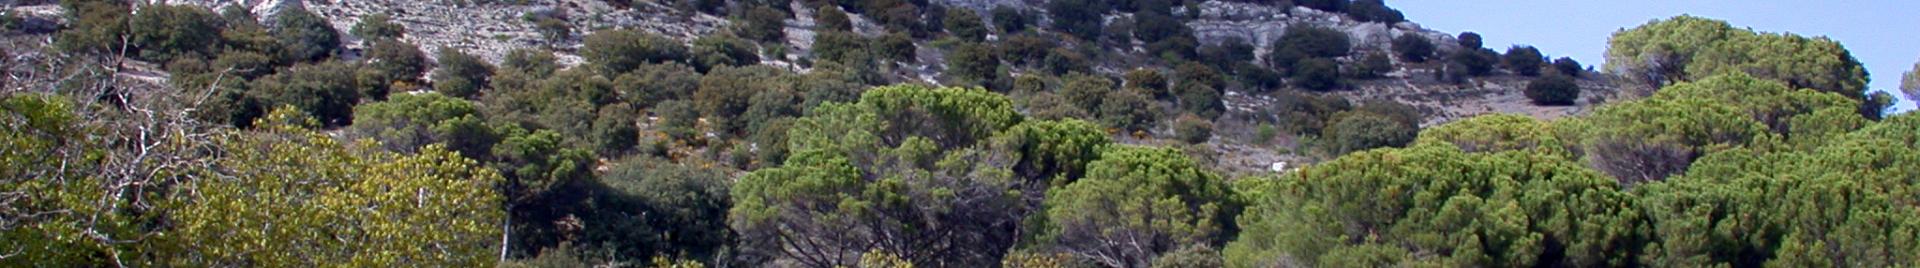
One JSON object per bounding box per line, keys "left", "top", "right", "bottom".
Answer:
{"left": 158, "top": 0, "right": 724, "bottom": 64}
{"left": 154, "top": 0, "right": 304, "bottom": 21}
{"left": 932, "top": 0, "right": 1039, "bottom": 16}
{"left": 141, "top": 0, "right": 1458, "bottom": 75}
{"left": 1185, "top": 1, "right": 1458, "bottom": 60}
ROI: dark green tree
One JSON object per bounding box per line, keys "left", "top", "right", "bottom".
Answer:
{"left": 128, "top": 4, "right": 223, "bottom": 62}
{"left": 1392, "top": 34, "right": 1434, "bottom": 63}
{"left": 1042, "top": 146, "right": 1240, "bottom": 268}
{"left": 1025, "top": 95, "right": 1090, "bottom": 122}
{"left": 812, "top": 30, "right": 870, "bottom": 65}
{"left": 1151, "top": 245, "right": 1225, "bottom": 268}
{"left": 1602, "top": 15, "right": 1737, "bottom": 90}
{"left": 1145, "top": 34, "right": 1200, "bottom": 62}
{"left": 1355, "top": 100, "right": 1424, "bottom": 128}
{"left": 1350, "top": 52, "right": 1392, "bottom": 79}
{"left": 1042, "top": 47, "right": 1094, "bottom": 76}
{"left": 745, "top": 117, "right": 796, "bottom": 168}
{"left": 816, "top": 6, "right": 853, "bottom": 32}
{"left": 1103, "top": 18, "right": 1134, "bottom": 45}
{"left": 272, "top": 8, "right": 340, "bottom": 62}
{"left": 691, "top": 35, "right": 760, "bottom": 72}
{"left": 215, "top": 6, "right": 280, "bottom": 58}
{"left": 796, "top": 62, "right": 875, "bottom": 108}
{"left": 1525, "top": 73, "right": 1580, "bottom": 106}
{"left": 1124, "top": 68, "right": 1169, "bottom": 97}
{"left": 1321, "top": 110, "right": 1415, "bottom": 154}
{"left": 740, "top": 88, "right": 802, "bottom": 140}
{"left": 501, "top": 48, "right": 561, "bottom": 78}
{"left": 731, "top": 85, "right": 1035, "bottom": 267}
{"left": 347, "top": 92, "right": 500, "bottom": 157}
{"left": 1452, "top": 48, "right": 1498, "bottom": 77}
{"left": 1552, "top": 57, "right": 1584, "bottom": 77}
{"left": 1504, "top": 45, "right": 1546, "bottom": 76}
{"left": 1174, "top": 113, "right": 1214, "bottom": 144}
{"left": 872, "top": 32, "right": 917, "bottom": 63}
{"left": 990, "top": 5, "right": 1030, "bottom": 33}
{"left": 1634, "top": 114, "right": 1920, "bottom": 267}
{"left": 1225, "top": 143, "right": 1644, "bottom": 267}
{"left": 582, "top": 29, "right": 690, "bottom": 75}
{"left": 1607, "top": 15, "right": 1869, "bottom": 110}
{"left": 695, "top": 65, "right": 792, "bottom": 135}
{"left": 683, "top": 0, "right": 726, "bottom": 14}
{"left": 210, "top": 49, "right": 276, "bottom": 80}
{"left": 1296, "top": 0, "right": 1348, "bottom": 12}
{"left": 654, "top": 99, "right": 701, "bottom": 142}
{"left": 1099, "top": 87, "right": 1158, "bottom": 133}
{"left": 54, "top": 0, "right": 130, "bottom": 56}
{"left": 1458, "top": 31, "right": 1483, "bottom": 50}
{"left": 1046, "top": 0, "right": 1105, "bottom": 41}
{"left": 738, "top": 6, "right": 788, "bottom": 42}
{"left": 989, "top": 118, "right": 1112, "bottom": 182}
{"left": 862, "top": 0, "right": 925, "bottom": 37}
{"left": 1000, "top": 32, "right": 1052, "bottom": 66}
{"left": 1237, "top": 63, "right": 1286, "bottom": 93}
{"left": 1012, "top": 74, "right": 1051, "bottom": 94}
{"left": 1264, "top": 91, "right": 1351, "bottom": 135}
{"left": 1175, "top": 62, "right": 1225, "bottom": 118}
{"left": 360, "top": 39, "right": 431, "bottom": 99}
{"left": 1346, "top": 0, "right": 1403, "bottom": 24}
{"left": 479, "top": 68, "right": 613, "bottom": 148}
{"left": 614, "top": 63, "right": 702, "bottom": 109}
{"left": 1198, "top": 37, "right": 1257, "bottom": 71}
{"left": 946, "top": 42, "right": 1003, "bottom": 88}
{"left": 1131, "top": 0, "right": 1185, "bottom": 44}
{"left": 1568, "top": 73, "right": 1862, "bottom": 184}
{"left": 196, "top": 77, "right": 269, "bottom": 127}
{"left": 526, "top": 10, "right": 572, "bottom": 44}
{"left": 249, "top": 61, "right": 361, "bottom": 126}
{"left": 351, "top": 13, "right": 407, "bottom": 41}
{"left": 944, "top": 8, "right": 987, "bottom": 42}
{"left": 1413, "top": 113, "right": 1569, "bottom": 154}
{"left": 1268, "top": 25, "right": 1350, "bottom": 70}
{"left": 587, "top": 157, "right": 735, "bottom": 262}
{"left": 489, "top": 126, "right": 598, "bottom": 258}
{"left": 1291, "top": 57, "right": 1341, "bottom": 91}
{"left": 590, "top": 105, "right": 641, "bottom": 155}
{"left": 1060, "top": 73, "right": 1113, "bottom": 113}
{"left": 432, "top": 47, "right": 496, "bottom": 98}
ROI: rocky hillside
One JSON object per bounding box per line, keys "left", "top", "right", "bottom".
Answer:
{"left": 30, "top": 0, "right": 1623, "bottom": 112}
{"left": 5, "top": 1, "right": 1908, "bottom": 265}
{"left": 152, "top": 0, "right": 724, "bottom": 64}
{"left": 129, "top": 0, "right": 1622, "bottom": 109}
{"left": 5, "top": 0, "right": 1628, "bottom": 176}
{"left": 1173, "top": 1, "right": 1621, "bottom": 124}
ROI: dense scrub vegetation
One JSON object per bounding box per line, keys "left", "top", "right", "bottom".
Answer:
{"left": 1228, "top": 70, "right": 1914, "bottom": 266}
{"left": 1606, "top": 15, "right": 1890, "bottom": 118}
{"left": 5, "top": 1, "right": 1915, "bottom": 267}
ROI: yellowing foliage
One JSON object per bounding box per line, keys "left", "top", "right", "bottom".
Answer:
{"left": 167, "top": 108, "right": 504, "bottom": 266}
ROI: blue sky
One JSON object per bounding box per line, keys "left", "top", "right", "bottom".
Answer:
{"left": 1392, "top": 0, "right": 1920, "bottom": 112}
